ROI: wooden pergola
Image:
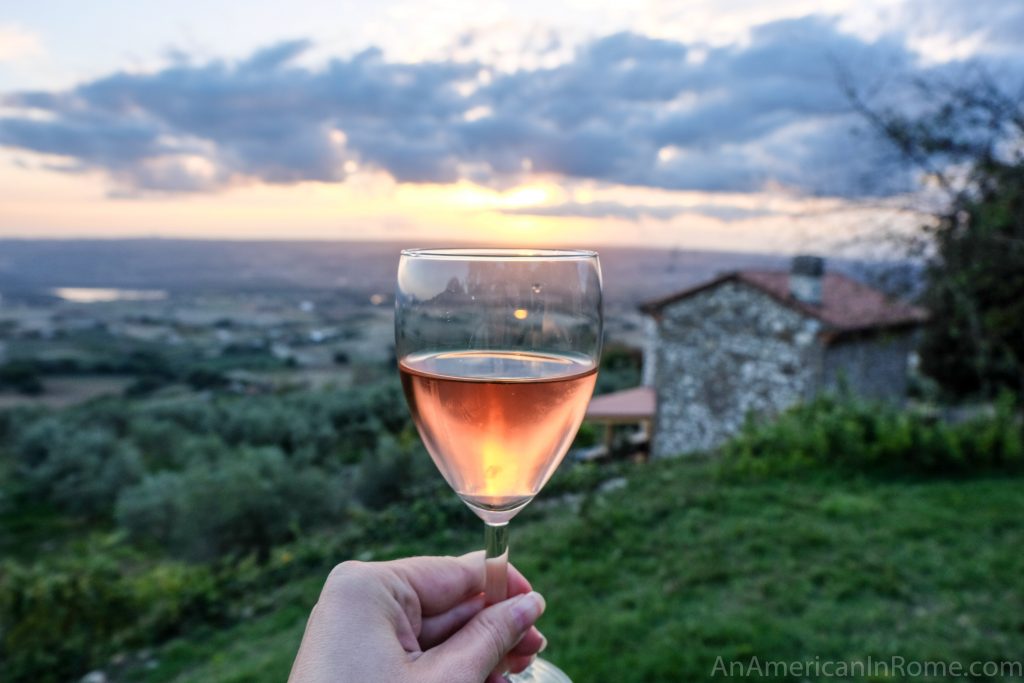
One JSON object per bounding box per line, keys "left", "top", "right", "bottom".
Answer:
{"left": 585, "top": 385, "right": 656, "bottom": 455}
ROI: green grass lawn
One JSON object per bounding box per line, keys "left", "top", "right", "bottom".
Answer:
{"left": 129, "top": 459, "right": 1024, "bottom": 682}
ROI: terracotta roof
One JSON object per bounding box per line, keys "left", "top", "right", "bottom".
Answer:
{"left": 639, "top": 270, "right": 927, "bottom": 337}
{"left": 586, "top": 386, "right": 656, "bottom": 421}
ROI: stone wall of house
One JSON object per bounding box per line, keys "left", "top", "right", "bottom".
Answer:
{"left": 651, "top": 280, "right": 823, "bottom": 457}
{"left": 822, "top": 333, "right": 915, "bottom": 401}
{"left": 641, "top": 315, "right": 659, "bottom": 387}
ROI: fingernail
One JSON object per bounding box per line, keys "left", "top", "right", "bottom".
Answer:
{"left": 510, "top": 591, "right": 545, "bottom": 630}
{"left": 539, "top": 634, "right": 548, "bottom": 653}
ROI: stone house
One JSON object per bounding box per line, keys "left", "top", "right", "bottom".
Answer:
{"left": 638, "top": 256, "right": 927, "bottom": 457}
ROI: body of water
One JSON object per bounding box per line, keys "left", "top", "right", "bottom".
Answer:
{"left": 51, "top": 287, "right": 168, "bottom": 303}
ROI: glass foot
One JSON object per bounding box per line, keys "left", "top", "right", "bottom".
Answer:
{"left": 508, "top": 657, "right": 572, "bottom": 682}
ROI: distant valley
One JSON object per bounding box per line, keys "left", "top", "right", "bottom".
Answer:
{"left": 0, "top": 239, "right": 794, "bottom": 306}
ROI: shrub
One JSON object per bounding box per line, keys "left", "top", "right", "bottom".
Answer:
{"left": 356, "top": 493, "right": 472, "bottom": 544}
{"left": 135, "top": 398, "right": 216, "bottom": 433}
{"left": 116, "top": 446, "right": 346, "bottom": 560}
{"left": 543, "top": 460, "right": 623, "bottom": 498}
{"left": 127, "top": 416, "right": 192, "bottom": 470}
{"left": 595, "top": 345, "right": 642, "bottom": 395}
{"left": 0, "top": 550, "right": 134, "bottom": 682}
{"left": 0, "top": 543, "right": 233, "bottom": 683}
{"left": 0, "top": 361, "right": 44, "bottom": 395}
{"left": 185, "top": 367, "right": 229, "bottom": 390}
{"left": 124, "top": 374, "right": 169, "bottom": 397}
{"left": 0, "top": 376, "right": 424, "bottom": 681}
{"left": 354, "top": 434, "right": 436, "bottom": 509}
{"left": 216, "top": 399, "right": 338, "bottom": 459}
{"left": 0, "top": 407, "right": 28, "bottom": 442}
{"left": 325, "top": 381, "right": 410, "bottom": 447}
{"left": 122, "top": 349, "right": 175, "bottom": 378}
{"left": 572, "top": 421, "right": 598, "bottom": 448}
{"left": 719, "top": 394, "right": 1023, "bottom": 477}
{"left": 13, "top": 421, "right": 143, "bottom": 517}
{"left": 4, "top": 379, "right": 412, "bottom": 521}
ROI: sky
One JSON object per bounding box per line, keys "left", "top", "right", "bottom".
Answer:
{"left": 1, "top": 0, "right": 1022, "bottom": 252}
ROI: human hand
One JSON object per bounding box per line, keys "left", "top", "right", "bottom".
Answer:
{"left": 288, "top": 552, "right": 547, "bottom": 683}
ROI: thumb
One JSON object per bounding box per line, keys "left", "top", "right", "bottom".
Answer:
{"left": 417, "top": 591, "right": 546, "bottom": 682}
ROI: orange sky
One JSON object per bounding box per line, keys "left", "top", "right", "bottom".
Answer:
{"left": 0, "top": 149, "right": 918, "bottom": 255}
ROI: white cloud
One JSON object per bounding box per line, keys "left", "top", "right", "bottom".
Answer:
{"left": 1, "top": 4, "right": 1022, "bottom": 197}
{"left": 0, "top": 24, "right": 43, "bottom": 62}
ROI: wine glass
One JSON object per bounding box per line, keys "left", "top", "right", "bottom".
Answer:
{"left": 395, "top": 248, "right": 602, "bottom": 683}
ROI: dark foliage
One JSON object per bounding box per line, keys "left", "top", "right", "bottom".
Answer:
{"left": 919, "top": 160, "right": 1024, "bottom": 396}
{"left": 850, "top": 72, "right": 1024, "bottom": 398}
{"left": 595, "top": 344, "right": 642, "bottom": 395}
{"left": 116, "top": 446, "right": 344, "bottom": 560}
{"left": 0, "top": 361, "right": 44, "bottom": 395}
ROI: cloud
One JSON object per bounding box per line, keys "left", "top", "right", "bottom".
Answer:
{"left": 900, "top": 0, "right": 1024, "bottom": 60}
{"left": 0, "top": 24, "right": 43, "bottom": 62}
{"left": 238, "top": 39, "right": 314, "bottom": 73}
{"left": 501, "top": 201, "right": 777, "bottom": 222}
{"left": 0, "top": 12, "right": 1021, "bottom": 196}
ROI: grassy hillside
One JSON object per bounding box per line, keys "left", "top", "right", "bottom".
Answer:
{"left": 128, "top": 458, "right": 1024, "bottom": 683}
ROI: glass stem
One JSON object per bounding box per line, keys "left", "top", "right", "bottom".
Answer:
{"left": 484, "top": 522, "right": 509, "bottom": 606}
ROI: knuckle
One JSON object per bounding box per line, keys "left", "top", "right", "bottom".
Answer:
{"left": 329, "top": 559, "right": 366, "bottom": 579}
{"left": 324, "top": 560, "right": 373, "bottom": 595}
{"left": 386, "top": 568, "right": 420, "bottom": 620}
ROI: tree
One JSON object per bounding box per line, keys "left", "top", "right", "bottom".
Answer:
{"left": 0, "top": 361, "right": 44, "bottom": 395}
{"left": 846, "top": 70, "right": 1024, "bottom": 398}
{"left": 14, "top": 421, "right": 143, "bottom": 517}
{"left": 115, "top": 445, "right": 344, "bottom": 560}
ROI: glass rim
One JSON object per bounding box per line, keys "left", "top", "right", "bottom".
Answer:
{"left": 400, "top": 247, "right": 599, "bottom": 260}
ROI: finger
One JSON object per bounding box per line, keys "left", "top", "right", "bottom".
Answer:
{"left": 389, "top": 552, "right": 534, "bottom": 617}
{"left": 418, "top": 591, "right": 546, "bottom": 682}
{"left": 419, "top": 594, "right": 486, "bottom": 649}
{"left": 509, "top": 626, "right": 545, "bottom": 657}
{"left": 418, "top": 575, "right": 540, "bottom": 653}
{"left": 506, "top": 562, "right": 533, "bottom": 599}
{"left": 387, "top": 553, "right": 484, "bottom": 616}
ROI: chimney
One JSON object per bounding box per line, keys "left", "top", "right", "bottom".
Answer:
{"left": 790, "top": 255, "right": 824, "bottom": 305}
